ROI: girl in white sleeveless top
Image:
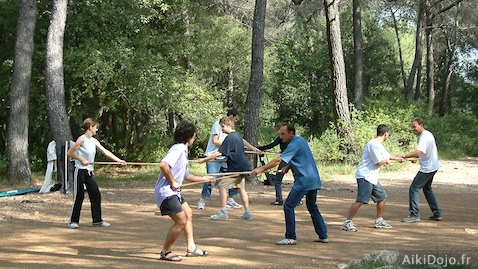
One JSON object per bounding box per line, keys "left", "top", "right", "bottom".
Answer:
{"left": 67, "top": 118, "right": 126, "bottom": 228}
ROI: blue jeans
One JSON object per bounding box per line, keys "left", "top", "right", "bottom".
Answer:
{"left": 409, "top": 171, "right": 441, "bottom": 218}
{"left": 201, "top": 161, "right": 238, "bottom": 198}
{"left": 273, "top": 161, "right": 288, "bottom": 202}
{"left": 284, "top": 188, "right": 328, "bottom": 240}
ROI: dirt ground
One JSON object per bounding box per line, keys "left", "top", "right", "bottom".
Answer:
{"left": 1, "top": 158, "right": 478, "bottom": 269}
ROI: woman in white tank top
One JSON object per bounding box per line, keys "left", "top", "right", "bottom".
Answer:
{"left": 66, "top": 118, "right": 126, "bottom": 229}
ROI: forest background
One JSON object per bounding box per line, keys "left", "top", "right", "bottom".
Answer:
{"left": 1, "top": 0, "right": 477, "bottom": 186}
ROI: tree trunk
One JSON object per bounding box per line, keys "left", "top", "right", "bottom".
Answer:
{"left": 226, "top": 58, "right": 234, "bottom": 108}
{"left": 324, "top": 0, "right": 357, "bottom": 161}
{"left": 425, "top": 0, "right": 435, "bottom": 116}
{"left": 45, "top": 0, "right": 72, "bottom": 189}
{"left": 406, "top": 1, "right": 425, "bottom": 102}
{"left": 5, "top": 0, "right": 37, "bottom": 185}
{"left": 415, "top": 51, "right": 423, "bottom": 100}
{"left": 439, "top": 33, "right": 457, "bottom": 117}
{"left": 390, "top": 5, "right": 407, "bottom": 90}
{"left": 352, "top": 0, "right": 364, "bottom": 111}
{"left": 244, "top": 0, "right": 266, "bottom": 171}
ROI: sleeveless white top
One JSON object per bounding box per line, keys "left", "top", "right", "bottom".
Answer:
{"left": 74, "top": 134, "right": 97, "bottom": 171}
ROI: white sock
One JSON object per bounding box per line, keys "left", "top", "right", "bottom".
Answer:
{"left": 376, "top": 217, "right": 384, "bottom": 222}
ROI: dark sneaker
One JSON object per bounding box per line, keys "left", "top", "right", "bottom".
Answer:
{"left": 429, "top": 215, "right": 442, "bottom": 221}
{"left": 271, "top": 200, "right": 283, "bottom": 205}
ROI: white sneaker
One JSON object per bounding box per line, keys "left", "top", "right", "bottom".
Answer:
{"left": 314, "top": 237, "right": 329, "bottom": 243}
{"left": 276, "top": 238, "right": 297, "bottom": 245}
{"left": 197, "top": 198, "right": 205, "bottom": 210}
{"left": 226, "top": 198, "right": 243, "bottom": 209}
{"left": 238, "top": 209, "right": 253, "bottom": 220}
{"left": 374, "top": 219, "right": 392, "bottom": 229}
{"left": 93, "top": 221, "right": 111, "bottom": 227}
{"left": 210, "top": 209, "right": 228, "bottom": 220}
{"left": 342, "top": 220, "right": 357, "bottom": 232}
{"left": 68, "top": 222, "right": 79, "bottom": 229}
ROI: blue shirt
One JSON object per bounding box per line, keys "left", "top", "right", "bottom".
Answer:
{"left": 280, "top": 136, "right": 322, "bottom": 191}
{"left": 154, "top": 143, "right": 190, "bottom": 207}
{"left": 219, "top": 131, "right": 249, "bottom": 172}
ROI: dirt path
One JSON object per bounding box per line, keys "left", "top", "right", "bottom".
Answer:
{"left": 1, "top": 159, "right": 477, "bottom": 268}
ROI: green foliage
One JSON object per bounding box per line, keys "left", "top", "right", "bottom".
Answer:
{"left": 308, "top": 96, "right": 478, "bottom": 165}
{"left": 425, "top": 113, "right": 478, "bottom": 159}
{"left": 311, "top": 98, "right": 418, "bottom": 164}
{"left": 267, "top": 24, "right": 334, "bottom": 136}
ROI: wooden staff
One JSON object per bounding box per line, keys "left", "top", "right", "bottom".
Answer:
{"left": 91, "top": 160, "right": 223, "bottom": 165}
{"left": 189, "top": 159, "right": 226, "bottom": 163}
{"left": 245, "top": 150, "right": 280, "bottom": 155}
{"left": 206, "top": 171, "right": 252, "bottom": 176}
{"left": 180, "top": 174, "right": 240, "bottom": 188}
{"left": 90, "top": 162, "right": 159, "bottom": 165}
{"left": 391, "top": 158, "right": 422, "bottom": 162}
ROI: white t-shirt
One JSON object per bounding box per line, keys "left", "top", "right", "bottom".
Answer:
{"left": 355, "top": 139, "right": 390, "bottom": 185}
{"left": 204, "top": 120, "right": 227, "bottom": 157}
{"left": 417, "top": 130, "right": 440, "bottom": 173}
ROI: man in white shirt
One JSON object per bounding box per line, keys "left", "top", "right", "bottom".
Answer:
{"left": 342, "top": 124, "right": 403, "bottom": 232}
{"left": 401, "top": 118, "right": 442, "bottom": 222}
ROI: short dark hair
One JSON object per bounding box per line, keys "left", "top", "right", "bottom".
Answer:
{"left": 377, "top": 124, "right": 389, "bottom": 136}
{"left": 412, "top": 117, "right": 424, "bottom": 126}
{"left": 227, "top": 108, "right": 239, "bottom": 117}
{"left": 282, "top": 123, "right": 295, "bottom": 134}
{"left": 174, "top": 121, "right": 196, "bottom": 144}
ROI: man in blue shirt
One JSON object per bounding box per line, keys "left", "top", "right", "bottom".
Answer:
{"left": 251, "top": 123, "right": 328, "bottom": 245}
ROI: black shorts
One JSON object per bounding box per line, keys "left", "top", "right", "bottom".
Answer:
{"left": 159, "top": 195, "right": 185, "bottom": 216}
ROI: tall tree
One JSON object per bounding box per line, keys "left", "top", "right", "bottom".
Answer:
{"left": 425, "top": 0, "right": 435, "bottom": 116}
{"left": 406, "top": 1, "right": 426, "bottom": 102}
{"left": 352, "top": 0, "right": 364, "bottom": 110}
{"left": 5, "top": 0, "right": 37, "bottom": 185}
{"left": 324, "top": 0, "right": 357, "bottom": 160}
{"left": 424, "top": 0, "right": 464, "bottom": 116}
{"left": 45, "top": 0, "right": 72, "bottom": 189}
{"left": 389, "top": 3, "right": 407, "bottom": 90}
{"left": 244, "top": 0, "right": 266, "bottom": 169}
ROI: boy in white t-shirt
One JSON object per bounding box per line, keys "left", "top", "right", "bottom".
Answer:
{"left": 342, "top": 124, "right": 404, "bottom": 232}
